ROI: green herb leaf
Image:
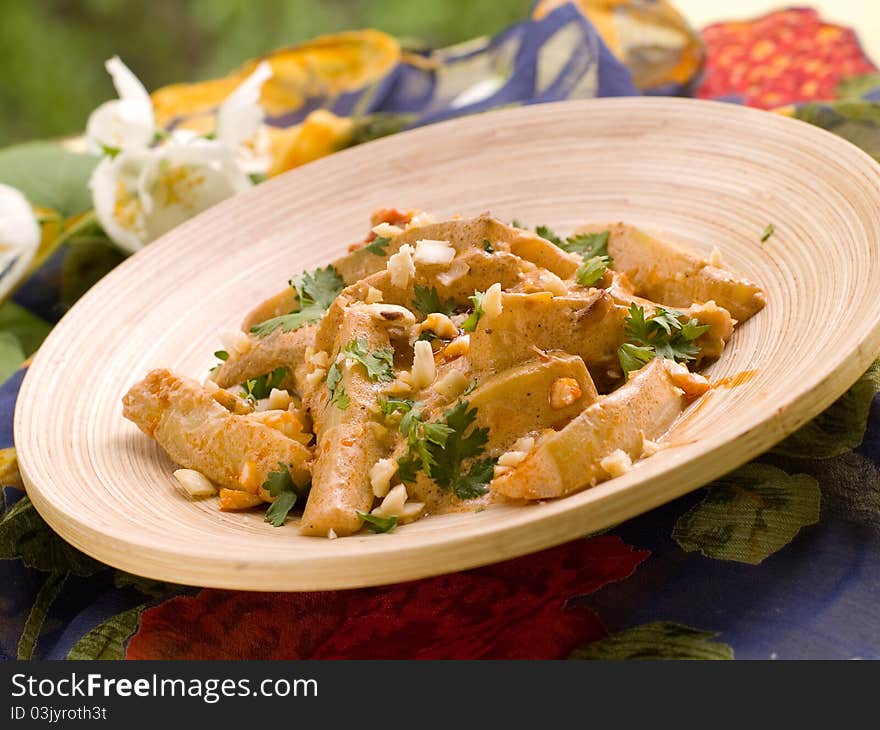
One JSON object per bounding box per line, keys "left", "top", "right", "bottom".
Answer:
{"left": 263, "top": 463, "right": 305, "bottom": 527}
{"left": 461, "top": 290, "right": 485, "bottom": 333}
{"left": 357, "top": 511, "right": 399, "bottom": 533}
{"left": 250, "top": 265, "right": 344, "bottom": 336}
{"left": 482, "top": 239, "right": 495, "bottom": 253}
{"left": 560, "top": 231, "right": 610, "bottom": 258}
{"left": 364, "top": 235, "right": 391, "bottom": 256}
{"left": 535, "top": 225, "right": 563, "bottom": 246}
{"left": 428, "top": 400, "right": 493, "bottom": 498}
{"left": 241, "top": 366, "right": 288, "bottom": 402}
{"left": 761, "top": 223, "right": 775, "bottom": 242}
{"left": 326, "top": 362, "right": 350, "bottom": 410}
{"left": 453, "top": 458, "right": 496, "bottom": 499}
{"left": 412, "top": 284, "right": 456, "bottom": 317}
{"left": 576, "top": 255, "right": 610, "bottom": 287}
{"left": 343, "top": 337, "right": 395, "bottom": 382}
{"left": 618, "top": 303, "right": 708, "bottom": 373}
{"left": 377, "top": 396, "right": 415, "bottom": 416}
{"left": 214, "top": 350, "right": 229, "bottom": 362}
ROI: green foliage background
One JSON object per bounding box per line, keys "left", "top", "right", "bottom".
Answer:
{"left": 0, "top": 0, "right": 531, "bottom": 145}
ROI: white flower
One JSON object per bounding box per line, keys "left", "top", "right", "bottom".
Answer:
{"left": 86, "top": 56, "right": 156, "bottom": 154}
{"left": 0, "top": 184, "right": 40, "bottom": 300}
{"left": 90, "top": 134, "right": 252, "bottom": 253}
{"left": 217, "top": 61, "right": 273, "bottom": 174}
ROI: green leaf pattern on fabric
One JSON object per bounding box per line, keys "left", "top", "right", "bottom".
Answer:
{"left": 570, "top": 622, "right": 734, "bottom": 660}
{"left": 0, "top": 494, "right": 104, "bottom": 576}
{"left": 673, "top": 463, "right": 820, "bottom": 565}
{"left": 773, "top": 359, "right": 880, "bottom": 459}
{"left": 17, "top": 571, "right": 67, "bottom": 659}
{"left": 67, "top": 605, "right": 145, "bottom": 660}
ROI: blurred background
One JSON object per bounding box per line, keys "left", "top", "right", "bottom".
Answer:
{"left": 0, "top": 0, "right": 532, "bottom": 145}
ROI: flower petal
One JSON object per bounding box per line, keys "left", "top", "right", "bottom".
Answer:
{"left": 86, "top": 57, "right": 156, "bottom": 154}
{"left": 0, "top": 184, "right": 41, "bottom": 299}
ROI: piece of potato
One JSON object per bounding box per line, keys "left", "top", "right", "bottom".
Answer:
{"left": 491, "top": 358, "right": 709, "bottom": 500}
{"left": 212, "top": 324, "right": 315, "bottom": 393}
{"left": 465, "top": 352, "right": 598, "bottom": 452}
{"left": 123, "top": 369, "right": 312, "bottom": 498}
{"left": 468, "top": 291, "right": 627, "bottom": 382}
{"left": 299, "top": 305, "right": 397, "bottom": 536}
{"left": 577, "top": 222, "right": 765, "bottom": 322}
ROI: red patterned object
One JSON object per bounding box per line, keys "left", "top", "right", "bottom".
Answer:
{"left": 697, "top": 7, "right": 876, "bottom": 108}
{"left": 125, "top": 535, "right": 648, "bottom": 660}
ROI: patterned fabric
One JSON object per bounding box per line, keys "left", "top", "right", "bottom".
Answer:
{"left": 4, "top": 4, "right": 880, "bottom": 660}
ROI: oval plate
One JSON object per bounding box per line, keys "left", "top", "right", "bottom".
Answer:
{"left": 15, "top": 98, "right": 880, "bottom": 590}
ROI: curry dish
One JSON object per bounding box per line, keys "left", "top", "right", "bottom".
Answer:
{"left": 123, "top": 209, "right": 765, "bottom": 537}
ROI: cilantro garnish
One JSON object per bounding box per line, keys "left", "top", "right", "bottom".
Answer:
{"left": 326, "top": 362, "right": 350, "bottom": 409}
{"left": 761, "top": 223, "right": 775, "bottom": 243}
{"left": 263, "top": 463, "right": 308, "bottom": 527}
{"left": 561, "top": 231, "right": 610, "bottom": 258}
{"left": 326, "top": 338, "right": 395, "bottom": 409}
{"left": 241, "top": 366, "right": 288, "bottom": 402}
{"left": 396, "top": 399, "right": 494, "bottom": 500}
{"left": 356, "top": 511, "right": 398, "bottom": 533}
{"left": 412, "top": 285, "right": 456, "bottom": 318}
{"left": 617, "top": 303, "right": 710, "bottom": 374}
{"left": 461, "top": 290, "right": 485, "bottom": 333}
{"left": 250, "top": 266, "right": 344, "bottom": 336}
{"left": 214, "top": 350, "right": 229, "bottom": 361}
{"left": 364, "top": 235, "right": 391, "bottom": 256}
{"left": 535, "top": 225, "right": 563, "bottom": 246}
{"left": 482, "top": 239, "right": 494, "bottom": 253}
{"left": 576, "top": 255, "right": 610, "bottom": 287}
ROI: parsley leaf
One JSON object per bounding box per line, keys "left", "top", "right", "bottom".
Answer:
{"left": 561, "top": 231, "right": 610, "bottom": 258}
{"left": 214, "top": 350, "right": 229, "bottom": 361}
{"left": 364, "top": 235, "right": 391, "bottom": 256}
{"left": 461, "top": 291, "right": 485, "bottom": 333}
{"left": 356, "top": 511, "right": 398, "bottom": 533}
{"left": 327, "top": 338, "right": 394, "bottom": 409}
{"left": 326, "top": 362, "right": 350, "bottom": 409}
{"left": 430, "top": 400, "right": 493, "bottom": 499}
{"left": 412, "top": 285, "right": 456, "bottom": 318}
{"left": 576, "top": 255, "right": 610, "bottom": 287}
{"left": 377, "top": 396, "right": 415, "bottom": 416}
{"left": 250, "top": 266, "right": 344, "bottom": 336}
{"left": 263, "top": 463, "right": 304, "bottom": 527}
{"left": 535, "top": 225, "right": 563, "bottom": 246}
{"left": 242, "top": 366, "right": 288, "bottom": 402}
{"left": 343, "top": 337, "right": 395, "bottom": 382}
{"left": 761, "top": 223, "right": 775, "bottom": 243}
{"left": 482, "top": 239, "right": 494, "bottom": 253}
{"left": 617, "top": 303, "right": 710, "bottom": 374}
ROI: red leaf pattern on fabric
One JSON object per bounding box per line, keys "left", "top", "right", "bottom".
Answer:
{"left": 126, "top": 535, "right": 647, "bottom": 659}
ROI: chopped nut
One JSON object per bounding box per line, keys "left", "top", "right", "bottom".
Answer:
{"left": 387, "top": 243, "right": 415, "bottom": 288}
{"left": 327, "top": 528, "right": 338, "bottom": 540}
{"left": 308, "top": 349, "right": 331, "bottom": 368}
{"left": 365, "top": 285, "right": 384, "bottom": 304}
{"left": 407, "top": 211, "right": 435, "bottom": 229}
{"left": 238, "top": 460, "right": 261, "bottom": 492}
{"left": 493, "top": 464, "right": 513, "bottom": 478}
{"left": 549, "top": 377, "right": 582, "bottom": 409}
{"left": 372, "top": 484, "right": 408, "bottom": 517}
{"left": 419, "top": 312, "right": 459, "bottom": 340}
{"left": 413, "top": 239, "right": 455, "bottom": 264}
{"left": 410, "top": 340, "right": 437, "bottom": 390}
{"left": 440, "top": 334, "right": 470, "bottom": 360}
{"left": 173, "top": 469, "right": 217, "bottom": 497}
{"left": 640, "top": 432, "right": 662, "bottom": 457}
{"left": 220, "top": 329, "right": 251, "bottom": 357}
{"left": 360, "top": 302, "right": 416, "bottom": 326}
{"left": 399, "top": 501, "right": 426, "bottom": 523}
{"left": 709, "top": 246, "right": 724, "bottom": 267}
{"left": 305, "top": 367, "right": 326, "bottom": 386}
{"left": 498, "top": 450, "right": 529, "bottom": 467}
{"left": 268, "top": 388, "right": 292, "bottom": 411}
{"left": 370, "top": 457, "right": 398, "bottom": 498}
{"left": 482, "top": 282, "right": 503, "bottom": 318}
{"left": 219, "top": 488, "right": 263, "bottom": 511}
{"left": 599, "top": 449, "right": 632, "bottom": 478}
{"left": 437, "top": 259, "right": 469, "bottom": 286}
{"left": 249, "top": 410, "right": 310, "bottom": 443}
{"left": 433, "top": 369, "right": 470, "bottom": 400}
{"left": 512, "top": 435, "right": 535, "bottom": 453}
{"left": 372, "top": 222, "right": 403, "bottom": 237}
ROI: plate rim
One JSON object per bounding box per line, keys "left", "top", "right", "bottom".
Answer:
{"left": 15, "top": 96, "right": 880, "bottom": 590}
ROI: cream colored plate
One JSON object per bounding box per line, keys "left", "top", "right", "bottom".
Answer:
{"left": 15, "top": 98, "right": 880, "bottom": 590}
